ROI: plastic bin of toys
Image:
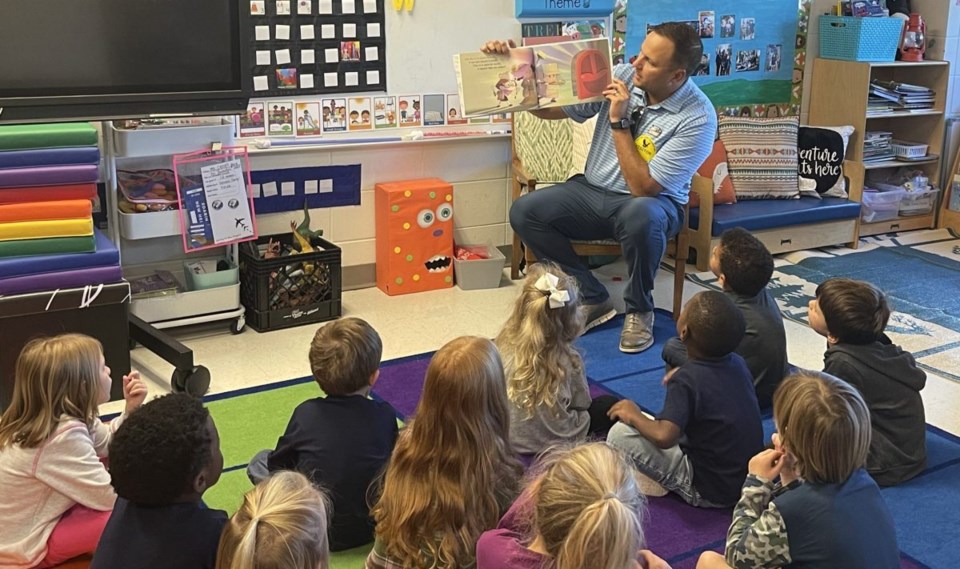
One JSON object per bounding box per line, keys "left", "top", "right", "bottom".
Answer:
{"left": 239, "top": 234, "right": 342, "bottom": 332}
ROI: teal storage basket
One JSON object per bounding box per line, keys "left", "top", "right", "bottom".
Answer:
{"left": 819, "top": 16, "right": 903, "bottom": 62}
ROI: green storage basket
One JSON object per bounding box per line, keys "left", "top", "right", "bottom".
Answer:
{"left": 819, "top": 16, "right": 903, "bottom": 62}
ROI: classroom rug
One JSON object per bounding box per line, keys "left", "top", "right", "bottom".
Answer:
{"left": 689, "top": 228, "right": 960, "bottom": 383}
{"left": 201, "top": 310, "right": 958, "bottom": 569}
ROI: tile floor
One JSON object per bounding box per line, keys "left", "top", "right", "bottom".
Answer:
{"left": 102, "top": 260, "right": 960, "bottom": 436}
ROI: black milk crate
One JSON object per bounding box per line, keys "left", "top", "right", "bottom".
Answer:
{"left": 239, "top": 234, "right": 342, "bottom": 332}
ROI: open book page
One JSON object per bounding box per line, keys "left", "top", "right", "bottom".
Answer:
{"left": 453, "top": 37, "right": 612, "bottom": 118}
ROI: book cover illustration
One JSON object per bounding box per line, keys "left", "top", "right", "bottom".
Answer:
{"left": 453, "top": 37, "right": 612, "bottom": 117}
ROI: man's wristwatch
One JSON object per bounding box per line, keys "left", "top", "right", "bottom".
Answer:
{"left": 610, "top": 117, "right": 632, "bottom": 130}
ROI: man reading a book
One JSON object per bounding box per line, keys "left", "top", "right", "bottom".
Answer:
{"left": 483, "top": 23, "right": 716, "bottom": 353}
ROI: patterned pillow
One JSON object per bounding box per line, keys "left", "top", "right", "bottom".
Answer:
{"left": 568, "top": 115, "right": 598, "bottom": 178}
{"left": 797, "top": 125, "right": 854, "bottom": 199}
{"left": 691, "top": 139, "right": 736, "bottom": 208}
{"left": 719, "top": 116, "right": 800, "bottom": 200}
{"left": 514, "top": 112, "right": 573, "bottom": 183}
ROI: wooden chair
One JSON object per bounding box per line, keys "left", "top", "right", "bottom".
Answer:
{"left": 510, "top": 112, "right": 699, "bottom": 320}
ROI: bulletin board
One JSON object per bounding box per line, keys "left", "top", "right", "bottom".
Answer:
{"left": 627, "top": 0, "right": 811, "bottom": 117}
{"left": 248, "top": 0, "right": 387, "bottom": 96}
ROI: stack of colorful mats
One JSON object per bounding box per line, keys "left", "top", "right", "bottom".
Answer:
{"left": 0, "top": 123, "right": 122, "bottom": 296}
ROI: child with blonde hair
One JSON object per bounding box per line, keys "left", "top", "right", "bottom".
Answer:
{"left": 0, "top": 333, "right": 147, "bottom": 568}
{"left": 216, "top": 470, "right": 330, "bottom": 569}
{"left": 477, "top": 442, "right": 671, "bottom": 569}
{"left": 366, "top": 336, "right": 524, "bottom": 569}
{"left": 697, "top": 371, "right": 899, "bottom": 569}
{"left": 495, "top": 263, "right": 618, "bottom": 456}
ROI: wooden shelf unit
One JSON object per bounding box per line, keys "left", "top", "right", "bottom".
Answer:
{"left": 808, "top": 58, "right": 950, "bottom": 238}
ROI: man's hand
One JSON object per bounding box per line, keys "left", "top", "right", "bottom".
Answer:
{"left": 481, "top": 39, "right": 515, "bottom": 54}
{"left": 608, "top": 399, "right": 645, "bottom": 428}
{"left": 603, "top": 78, "right": 632, "bottom": 122}
{"left": 748, "top": 448, "right": 785, "bottom": 482}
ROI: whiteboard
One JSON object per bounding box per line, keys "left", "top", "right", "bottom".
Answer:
{"left": 385, "top": 0, "right": 520, "bottom": 95}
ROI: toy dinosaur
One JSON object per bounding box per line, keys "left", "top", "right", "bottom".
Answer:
{"left": 294, "top": 203, "right": 323, "bottom": 245}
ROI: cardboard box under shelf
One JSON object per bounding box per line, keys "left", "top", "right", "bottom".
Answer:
{"left": 239, "top": 234, "right": 342, "bottom": 332}
{"left": 454, "top": 246, "right": 506, "bottom": 290}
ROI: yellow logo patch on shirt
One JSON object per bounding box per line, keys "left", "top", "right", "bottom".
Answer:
{"left": 635, "top": 134, "right": 657, "bottom": 161}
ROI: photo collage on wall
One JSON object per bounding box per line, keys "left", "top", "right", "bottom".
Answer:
{"left": 236, "top": 93, "right": 506, "bottom": 138}
{"left": 631, "top": 0, "right": 811, "bottom": 117}
{"left": 248, "top": 0, "right": 387, "bottom": 97}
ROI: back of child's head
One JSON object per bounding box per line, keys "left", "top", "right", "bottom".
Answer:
{"left": 309, "top": 317, "right": 382, "bottom": 396}
{"left": 216, "top": 471, "right": 330, "bottom": 569}
{"left": 532, "top": 443, "right": 646, "bottom": 569}
{"left": 0, "top": 333, "right": 104, "bottom": 449}
{"left": 372, "top": 336, "right": 522, "bottom": 568}
{"left": 681, "top": 291, "right": 746, "bottom": 357}
{"left": 715, "top": 227, "right": 774, "bottom": 297}
{"left": 108, "top": 393, "right": 222, "bottom": 506}
{"left": 815, "top": 278, "right": 890, "bottom": 344}
{"left": 773, "top": 371, "right": 871, "bottom": 484}
{"left": 495, "top": 262, "right": 584, "bottom": 415}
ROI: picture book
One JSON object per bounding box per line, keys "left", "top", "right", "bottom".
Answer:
{"left": 452, "top": 37, "right": 612, "bottom": 117}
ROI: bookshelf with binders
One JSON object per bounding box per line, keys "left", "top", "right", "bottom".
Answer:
{"left": 809, "top": 58, "right": 950, "bottom": 237}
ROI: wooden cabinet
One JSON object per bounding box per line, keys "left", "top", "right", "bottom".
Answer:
{"left": 809, "top": 58, "right": 949, "bottom": 237}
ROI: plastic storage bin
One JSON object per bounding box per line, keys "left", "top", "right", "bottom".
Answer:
{"left": 861, "top": 188, "right": 905, "bottom": 223}
{"left": 183, "top": 258, "right": 239, "bottom": 291}
{"left": 454, "top": 246, "right": 506, "bottom": 290}
{"left": 110, "top": 120, "right": 235, "bottom": 158}
{"left": 899, "top": 187, "right": 939, "bottom": 216}
{"left": 891, "top": 140, "right": 929, "bottom": 159}
{"left": 819, "top": 16, "right": 903, "bottom": 62}
{"left": 239, "top": 234, "right": 342, "bottom": 332}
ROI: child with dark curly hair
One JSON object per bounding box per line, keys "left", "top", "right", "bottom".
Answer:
{"left": 91, "top": 394, "right": 225, "bottom": 569}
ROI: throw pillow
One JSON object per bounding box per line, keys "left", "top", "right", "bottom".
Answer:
{"left": 691, "top": 139, "right": 736, "bottom": 208}
{"left": 797, "top": 125, "right": 854, "bottom": 199}
{"left": 719, "top": 116, "right": 800, "bottom": 200}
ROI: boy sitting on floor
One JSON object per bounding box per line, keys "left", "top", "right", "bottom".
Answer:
{"left": 247, "top": 317, "right": 399, "bottom": 550}
{"left": 808, "top": 277, "right": 927, "bottom": 486}
{"left": 92, "top": 394, "right": 226, "bottom": 569}
{"left": 607, "top": 291, "right": 764, "bottom": 508}
{"left": 663, "top": 227, "right": 788, "bottom": 408}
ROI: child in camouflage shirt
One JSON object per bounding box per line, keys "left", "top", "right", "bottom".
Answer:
{"left": 697, "top": 371, "right": 900, "bottom": 569}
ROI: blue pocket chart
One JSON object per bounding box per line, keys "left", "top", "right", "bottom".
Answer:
{"left": 250, "top": 165, "right": 361, "bottom": 214}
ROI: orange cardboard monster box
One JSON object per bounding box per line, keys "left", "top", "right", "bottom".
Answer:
{"left": 375, "top": 178, "right": 454, "bottom": 295}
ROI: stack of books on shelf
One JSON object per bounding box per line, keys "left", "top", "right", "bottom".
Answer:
{"left": 868, "top": 80, "right": 935, "bottom": 113}
{"left": 863, "top": 131, "right": 895, "bottom": 163}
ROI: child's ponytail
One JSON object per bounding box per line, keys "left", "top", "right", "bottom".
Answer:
{"left": 554, "top": 493, "right": 643, "bottom": 569}
{"left": 216, "top": 471, "right": 330, "bottom": 569}
{"left": 532, "top": 443, "right": 646, "bottom": 569}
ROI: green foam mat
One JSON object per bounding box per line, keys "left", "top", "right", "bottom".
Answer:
{"left": 0, "top": 123, "right": 98, "bottom": 151}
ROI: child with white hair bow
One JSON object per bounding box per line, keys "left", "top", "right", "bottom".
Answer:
{"left": 495, "top": 262, "right": 621, "bottom": 459}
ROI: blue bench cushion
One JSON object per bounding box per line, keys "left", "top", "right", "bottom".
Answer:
{"left": 689, "top": 197, "right": 861, "bottom": 236}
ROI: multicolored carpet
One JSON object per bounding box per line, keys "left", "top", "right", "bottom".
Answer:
{"left": 201, "top": 309, "right": 958, "bottom": 568}
{"left": 690, "top": 228, "right": 960, "bottom": 383}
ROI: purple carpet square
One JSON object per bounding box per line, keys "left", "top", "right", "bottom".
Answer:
{"left": 642, "top": 495, "right": 731, "bottom": 560}
{"left": 371, "top": 353, "right": 432, "bottom": 419}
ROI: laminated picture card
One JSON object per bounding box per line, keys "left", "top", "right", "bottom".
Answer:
{"left": 453, "top": 37, "right": 611, "bottom": 117}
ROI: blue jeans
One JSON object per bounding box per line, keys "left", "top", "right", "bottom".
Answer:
{"left": 510, "top": 175, "right": 683, "bottom": 313}
{"left": 607, "top": 422, "right": 725, "bottom": 508}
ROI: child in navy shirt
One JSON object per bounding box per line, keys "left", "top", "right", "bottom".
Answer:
{"left": 92, "top": 393, "right": 226, "bottom": 569}
{"left": 247, "top": 317, "right": 398, "bottom": 551}
{"left": 607, "top": 291, "right": 764, "bottom": 507}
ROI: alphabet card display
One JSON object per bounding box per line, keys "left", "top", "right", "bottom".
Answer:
{"left": 248, "top": 0, "right": 387, "bottom": 96}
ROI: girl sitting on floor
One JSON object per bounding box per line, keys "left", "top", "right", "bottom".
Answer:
{"left": 0, "top": 334, "right": 147, "bottom": 568}
{"left": 477, "top": 442, "right": 671, "bottom": 569}
{"left": 495, "top": 263, "right": 618, "bottom": 457}
{"left": 216, "top": 470, "right": 330, "bottom": 569}
{"left": 366, "top": 336, "right": 524, "bottom": 569}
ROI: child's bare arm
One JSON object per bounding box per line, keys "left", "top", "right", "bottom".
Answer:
{"left": 608, "top": 400, "right": 681, "bottom": 448}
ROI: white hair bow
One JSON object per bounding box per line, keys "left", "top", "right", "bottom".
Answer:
{"left": 534, "top": 273, "right": 570, "bottom": 309}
